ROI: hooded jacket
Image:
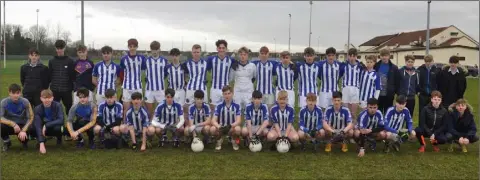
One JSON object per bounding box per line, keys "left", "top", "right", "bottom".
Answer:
{"left": 419, "top": 102, "right": 448, "bottom": 135}
{"left": 20, "top": 60, "right": 50, "bottom": 93}
{"left": 437, "top": 65, "right": 467, "bottom": 106}
{"left": 417, "top": 64, "right": 440, "bottom": 96}
{"left": 446, "top": 102, "right": 476, "bottom": 137}
{"left": 398, "top": 66, "right": 419, "bottom": 99}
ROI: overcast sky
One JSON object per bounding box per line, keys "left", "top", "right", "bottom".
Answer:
{"left": 2, "top": 1, "right": 479, "bottom": 53}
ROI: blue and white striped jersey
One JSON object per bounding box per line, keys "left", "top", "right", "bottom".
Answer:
{"left": 126, "top": 106, "right": 149, "bottom": 132}
{"left": 384, "top": 106, "right": 412, "bottom": 133}
{"left": 97, "top": 101, "right": 123, "bottom": 126}
{"left": 145, "top": 56, "right": 168, "bottom": 91}
{"left": 244, "top": 103, "right": 269, "bottom": 126}
{"left": 357, "top": 109, "right": 384, "bottom": 129}
{"left": 214, "top": 101, "right": 241, "bottom": 127}
{"left": 324, "top": 106, "right": 352, "bottom": 130}
{"left": 154, "top": 101, "right": 184, "bottom": 126}
{"left": 359, "top": 70, "right": 382, "bottom": 102}
{"left": 270, "top": 104, "right": 295, "bottom": 131}
{"left": 92, "top": 61, "right": 121, "bottom": 95}
{"left": 207, "top": 56, "right": 235, "bottom": 90}
{"left": 188, "top": 103, "right": 211, "bottom": 125}
{"left": 342, "top": 60, "right": 362, "bottom": 88}
{"left": 318, "top": 60, "right": 344, "bottom": 92}
{"left": 120, "top": 54, "right": 147, "bottom": 90}
{"left": 273, "top": 63, "right": 297, "bottom": 91}
{"left": 252, "top": 60, "right": 278, "bottom": 95}
{"left": 165, "top": 63, "right": 186, "bottom": 90}
{"left": 296, "top": 62, "right": 321, "bottom": 96}
{"left": 299, "top": 106, "right": 323, "bottom": 131}
{"left": 183, "top": 59, "right": 208, "bottom": 91}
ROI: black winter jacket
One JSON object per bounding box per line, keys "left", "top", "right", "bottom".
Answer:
{"left": 419, "top": 103, "right": 448, "bottom": 135}
{"left": 20, "top": 61, "right": 50, "bottom": 93}
{"left": 48, "top": 56, "right": 76, "bottom": 92}
{"left": 374, "top": 60, "right": 401, "bottom": 96}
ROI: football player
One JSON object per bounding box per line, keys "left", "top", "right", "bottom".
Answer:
{"left": 151, "top": 88, "right": 185, "bottom": 148}
{"left": 298, "top": 93, "right": 324, "bottom": 151}
{"left": 322, "top": 91, "right": 354, "bottom": 153}
{"left": 210, "top": 85, "right": 242, "bottom": 151}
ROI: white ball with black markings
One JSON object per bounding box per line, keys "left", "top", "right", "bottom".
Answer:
{"left": 191, "top": 137, "right": 204, "bottom": 152}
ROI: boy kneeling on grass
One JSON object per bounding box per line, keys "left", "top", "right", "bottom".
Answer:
{"left": 445, "top": 99, "right": 478, "bottom": 153}
{"left": 383, "top": 95, "right": 415, "bottom": 153}
{"left": 95, "top": 89, "right": 123, "bottom": 149}
{"left": 1, "top": 84, "right": 34, "bottom": 152}
{"left": 66, "top": 88, "right": 97, "bottom": 149}
{"left": 34, "top": 89, "right": 65, "bottom": 154}
{"left": 415, "top": 90, "right": 448, "bottom": 153}
{"left": 120, "top": 92, "right": 155, "bottom": 151}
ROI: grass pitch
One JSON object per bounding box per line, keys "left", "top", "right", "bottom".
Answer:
{"left": 0, "top": 60, "right": 478, "bottom": 179}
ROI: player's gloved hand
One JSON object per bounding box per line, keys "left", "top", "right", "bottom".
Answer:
{"left": 308, "top": 130, "right": 317, "bottom": 138}
{"left": 302, "top": 127, "right": 310, "bottom": 134}
{"left": 105, "top": 126, "right": 112, "bottom": 132}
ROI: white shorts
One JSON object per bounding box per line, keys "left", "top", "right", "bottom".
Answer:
{"left": 342, "top": 86, "right": 360, "bottom": 104}
{"left": 185, "top": 90, "right": 208, "bottom": 105}
{"left": 298, "top": 95, "right": 321, "bottom": 108}
{"left": 73, "top": 90, "right": 94, "bottom": 105}
{"left": 319, "top": 91, "right": 333, "bottom": 109}
{"left": 234, "top": 91, "right": 252, "bottom": 110}
{"left": 359, "top": 101, "right": 368, "bottom": 109}
{"left": 210, "top": 88, "right": 223, "bottom": 105}
{"left": 144, "top": 90, "right": 165, "bottom": 104}
{"left": 122, "top": 89, "right": 143, "bottom": 102}
{"left": 262, "top": 93, "right": 275, "bottom": 105}
{"left": 95, "top": 94, "right": 106, "bottom": 105}
{"left": 275, "top": 90, "right": 295, "bottom": 107}
{"left": 173, "top": 89, "right": 186, "bottom": 105}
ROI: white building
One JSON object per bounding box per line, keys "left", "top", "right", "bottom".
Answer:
{"left": 356, "top": 25, "right": 479, "bottom": 67}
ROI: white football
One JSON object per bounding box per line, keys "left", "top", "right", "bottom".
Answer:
{"left": 249, "top": 141, "right": 262, "bottom": 152}
{"left": 276, "top": 138, "right": 290, "bottom": 153}
{"left": 191, "top": 137, "right": 204, "bottom": 152}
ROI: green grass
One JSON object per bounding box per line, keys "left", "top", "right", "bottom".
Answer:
{"left": 1, "top": 60, "right": 479, "bottom": 179}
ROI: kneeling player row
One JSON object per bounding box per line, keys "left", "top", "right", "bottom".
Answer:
{"left": 1, "top": 84, "right": 477, "bottom": 155}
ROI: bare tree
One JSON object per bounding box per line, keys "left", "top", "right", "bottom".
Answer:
{"left": 61, "top": 31, "right": 72, "bottom": 44}
{"left": 51, "top": 22, "right": 63, "bottom": 41}
{"left": 28, "top": 25, "right": 49, "bottom": 45}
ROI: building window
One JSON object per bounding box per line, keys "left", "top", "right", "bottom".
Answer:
{"left": 413, "top": 55, "right": 425, "bottom": 60}
{"left": 450, "top": 32, "right": 459, "bottom": 36}
{"left": 458, "top": 56, "right": 465, "bottom": 61}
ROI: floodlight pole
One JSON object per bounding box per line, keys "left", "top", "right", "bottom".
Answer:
{"left": 288, "top": 13, "right": 291, "bottom": 52}
{"left": 308, "top": 1, "right": 312, "bottom": 47}
{"left": 81, "top": 0, "right": 85, "bottom": 45}
{"left": 426, "top": 0, "right": 431, "bottom": 55}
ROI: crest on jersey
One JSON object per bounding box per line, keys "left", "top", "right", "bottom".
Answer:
{"left": 186, "top": 99, "right": 190, "bottom": 103}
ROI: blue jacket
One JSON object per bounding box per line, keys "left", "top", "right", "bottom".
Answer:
{"left": 34, "top": 101, "right": 64, "bottom": 143}
{"left": 398, "top": 67, "right": 419, "bottom": 99}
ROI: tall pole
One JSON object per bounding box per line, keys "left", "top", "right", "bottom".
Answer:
{"left": 317, "top": 37, "right": 320, "bottom": 54}
{"left": 288, "top": 13, "right": 291, "bottom": 52}
{"left": 81, "top": 0, "right": 84, "bottom": 45}
{"left": 204, "top": 37, "right": 207, "bottom": 53}
{"left": 181, "top": 36, "right": 184, "bottom": 51}
{"left": 308, "top": 1, "right": 313, "bottom": 47}
{"left": 3, "top": 1, "right": 6, "bottom": 69}
{"left": 347, "top": 1, "right": 351, "bottom": 51}
{"left": 426, "top": 0, "right": 431, "bottom": 55}
{"left": 36, "top": 9, "right": 39, "bottom": 50}
{"left": 274, "top": 37, "right": 276, "bottom": 57}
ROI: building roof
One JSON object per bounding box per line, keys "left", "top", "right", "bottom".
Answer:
{"left": 359, "top": 34, "right": 398, "bottom": 46}
{"left": 439, "top": 37, "right": 461, "bottom": 46}
{"left": 359, "top": 26, "right": 450, "bottom": 48}
{"left": 360, "top": 45, "right": 478, "bottom": 53}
